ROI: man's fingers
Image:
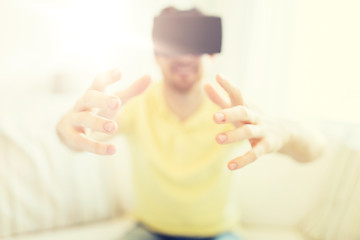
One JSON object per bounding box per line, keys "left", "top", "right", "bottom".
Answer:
{"left": 216, "top": 124, "right": 264, "bottom": 144}
{"left": 213, "top": 106, "right": 259, "bottom": 125}
{"left": 74, "top": 90, "right": 121, "bottom": 113}
{"left": 227, "top": 139, "right": 269, "bottom": 170}
{"left": 90, "top": 69, "right": 122, "bottom": 92}
{"left": 216, "top": 74, "right": 244, "bottom": 106}
{"left": 72, "top": 111, "right": 117, "bottom": 134}
{"left": 227, "top": 151, "right": 258, "bottom": 170}
{"left": 204, "top": 83, "right": 230, "bottom": 109}
{"left": 68, "top": 130, "right": 117, "bottom": 155}
{"left": 116, "top": 75, "right": 152, "bottom": 104}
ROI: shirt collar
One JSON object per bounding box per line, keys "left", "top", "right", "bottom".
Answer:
{"left": 152, "top": 82, "right": 219, "bottom": 129}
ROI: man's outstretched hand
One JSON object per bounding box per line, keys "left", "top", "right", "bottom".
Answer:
{"left": 204, "top": 74, "right": 291, "bottom": 170}
{"left": 56, "top": 69, "right": 151, "bottom": 155}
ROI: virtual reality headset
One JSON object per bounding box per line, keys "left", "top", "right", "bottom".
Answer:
{"left": 152, "top": 15, "right": 222, "bottom": 56}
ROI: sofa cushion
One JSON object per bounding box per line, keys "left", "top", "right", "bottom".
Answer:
{"left": 0, "top": 92, "right": 132, "bottom": 238}
{"left": 6, "top": 217, "right": 135, "bottom": 240}
{"left": 299, "top": 122, "right": 360, "bottom": 240}
{"left": 241, "top": 224, "right": 309, "bottom": 240}
{"left": 233, "top": 148, "right": 335, "bottom": 228}
{"left": 300, "top": 143, "right": 360, "bottom": 240}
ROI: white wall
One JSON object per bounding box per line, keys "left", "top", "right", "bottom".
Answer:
{"left": 289, "top": 0, "right": 360, "bottom": 124}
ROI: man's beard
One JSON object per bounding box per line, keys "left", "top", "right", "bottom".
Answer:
{"left": 167, "top": 75, "right": 200, "bottom": 93}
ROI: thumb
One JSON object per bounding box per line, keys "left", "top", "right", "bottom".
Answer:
{"left": 116, "top": 75, "right": 152, "bottom": 105}
{"left": 204, "top": 83, "right": 230, "bottom": 109}
{"left": 216, "top": 74, "right": 245, "bottom": 106}
{"left": 90, "top": 69, "right": 122, "bottom": 92}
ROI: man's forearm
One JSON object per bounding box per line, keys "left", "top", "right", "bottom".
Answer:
{"left": 279, "top": 122, "right": 326, "bottom": 163}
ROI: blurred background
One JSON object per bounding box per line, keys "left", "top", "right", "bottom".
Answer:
{"left": 1, "top": 1, "right": 360, "bottom": 239}
{"left": 1, "top": 0, "right": 359, "bottom": 123}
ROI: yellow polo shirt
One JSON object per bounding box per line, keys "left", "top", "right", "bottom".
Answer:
{"left": 118, "top": 82, "right": 249, "bottom": 237}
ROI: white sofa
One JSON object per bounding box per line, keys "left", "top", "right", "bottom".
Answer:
{"left": 1, "top": 90, "right": 359, "bottom": 240}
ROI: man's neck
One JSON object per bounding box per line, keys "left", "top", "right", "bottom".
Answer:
{"left": 163, "top": 82, "right": 205, "bottom": 121}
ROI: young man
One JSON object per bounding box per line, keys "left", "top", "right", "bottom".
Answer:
{"left": 56, "top": 7, "right": 325, "bottom": 240}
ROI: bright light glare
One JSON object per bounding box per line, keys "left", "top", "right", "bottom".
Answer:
{"left": 30, "top": 0, "right": 152, "bottom": 71}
